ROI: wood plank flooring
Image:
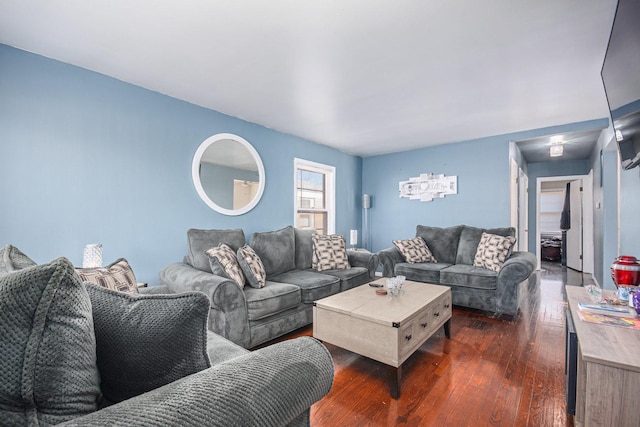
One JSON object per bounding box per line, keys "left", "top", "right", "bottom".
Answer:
{"left": 269, "top": 262, "right": 593, "bottom": 426}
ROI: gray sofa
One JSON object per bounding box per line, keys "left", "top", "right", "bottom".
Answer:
{"left": 0, "top": 245, "right": 334, "bottom": 427}
{"left": 378, "top": 225, "right": 536, "bottom": 318}
{"left": 160, "top": 226, "right": 379, "bottom": 349}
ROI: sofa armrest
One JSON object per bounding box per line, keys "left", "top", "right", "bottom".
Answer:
{"left": 496, "top": 251, "right": 537, "bottom": 315}
{"left": 378, "top": 247, "right": 404, "bottom": 277}
{"left": 160, "top": 262, "right": 251, "bottom": 348}
{"left": 347, "top": 250, "right": 379, "bottom": 280}
{"left": 60, "top": 337, "right": 334, "bottom": 427}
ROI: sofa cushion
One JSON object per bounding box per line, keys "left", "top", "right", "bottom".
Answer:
{"left": 395, "top": 262, "right": 451, "bottom": 284}
{"left": 206, "top": 244, "right": 245, "bottom": 288}
{"left": 86, "top": 284, "right": 211, "bottom": 403}
{"left": 0, "top": 258, "right": 100, "bottom": 426}
{"left": 243, "top": 281, "right": 301, "bottom": 321}
{"left": 393, "top": 237, "right": 437, "bottom": 263}
{"left": 76, "top": 257, "right": 139, "bottom": 294}
{"left": 270, "top": 270, "right": 340, "bottom": 303}
{"left": 0, "top": 243, "right": 37, "bottom": 276}
{"left": 250, "top": 226, "right": 296, "bottom": 276}
{"left": 312, "top": 234, "right": 350, "bottom": 271}
{"left": 473, "top": 232, "right": 517, "bottom": 272}
{"left": 187, "top": 228, "right": 246, "bottom": 273}
{"left": 456, "top": 226, "right": 516, "bottom": 265}
{"left": 415, "top": 225, "right": 464, "bottom": 264}
{"left": 318, "top": 266, "right": 370, "bottom": 292}
{"left": 295, "top": 228, "right": 316, "bottom": 270}
{"left": 440, "top": 264, "right": 498, "bottom": 290}
{"left": 237, "top": 245, "right": 267, "bottom": 288}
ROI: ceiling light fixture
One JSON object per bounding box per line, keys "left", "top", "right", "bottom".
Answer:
{"left": 550, "top": 143, "right": 563, "bottom": 157}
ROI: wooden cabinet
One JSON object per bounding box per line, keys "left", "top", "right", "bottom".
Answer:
{"left": 566, "top": 286, "right": 640, "bottom": 426}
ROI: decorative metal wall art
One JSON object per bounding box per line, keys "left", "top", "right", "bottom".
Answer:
{"left": 399, "top": 173, "right": 458, "bottom": 202}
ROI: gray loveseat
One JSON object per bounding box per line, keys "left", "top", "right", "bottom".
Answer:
{"left": 0, "top": 245, "right": 333, "bottom": 427}
{"left": 160, "top": 226, "right": 379, "bottom": 349}
{"left": 378, "top": 225, "right": 536, "bottom": 318}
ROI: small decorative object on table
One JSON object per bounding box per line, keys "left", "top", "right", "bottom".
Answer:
{"left": 387, "top": 275, "right": 406, "bottom": 298}
{"left": 611, "top": 255, "right": 640, "bottom": 302}
{"left": 633, "top": 292, "right": 640, "bottom": 315}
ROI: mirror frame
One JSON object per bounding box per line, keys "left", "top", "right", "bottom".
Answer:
{"left": 192, "top": 133, "right": 265, "bottom": 216}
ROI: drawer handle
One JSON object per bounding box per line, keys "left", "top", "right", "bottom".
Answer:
{"left": 405, "top": 334, "right": 412, "bottom": 341}
{"left": 434, "top": 312, "right": 440, "bottom": 317}
{"left": 420, "top": 322, "right": 428, "bottom": 328}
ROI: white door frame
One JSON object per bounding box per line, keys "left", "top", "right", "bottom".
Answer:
{"left": 518, "top": 168, "right": 529, "bottom": 252}
{"left": 535, "top": 174, "right": 594, "bottom": 273}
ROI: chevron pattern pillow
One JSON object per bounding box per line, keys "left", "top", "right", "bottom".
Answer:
{"left": 206, "top": 244, "right": 245, "bottom": 288}
{"left": 393, "top": 237, "right": 437, "bottom": 263}
{"left": 312, "top": 234, "right": 350, "bottom": 271}
{"left": 76, "top": 258, "right": 139, "bottom": 294}
{"left": 237, "top": 245, "right": 266, "bottom": 288}
{"left": 473, "top": 232, "right": 517, "bottom": 272}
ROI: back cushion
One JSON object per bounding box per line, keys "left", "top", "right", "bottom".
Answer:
{"left": 456, "top": 226, "right": 516, "bottom": 265}
{"left": 187, "top": 228, "right": 246, "bottom": 273}
{"left": 294, "top": 228, "right": 316, "bottom": 270}
{"left": 415, "top": 225, "right": 464, "bottom": 264}
{"left": 0, "top": 257, "right": 100, "bottom": 426}
{"left": 250, "top": 226, "right": 296, "bottom": 276}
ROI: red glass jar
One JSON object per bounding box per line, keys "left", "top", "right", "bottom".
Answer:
{"left": 611, "top": 255, "right": 640, "bottom": 287}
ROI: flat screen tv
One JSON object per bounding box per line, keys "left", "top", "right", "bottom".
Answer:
{"left": 601, "top": 0, "right": 640, "bottom": 170}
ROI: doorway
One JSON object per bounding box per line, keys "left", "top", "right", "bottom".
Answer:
{"left": 535, "top": 173, "right": 594, "bottom": 273}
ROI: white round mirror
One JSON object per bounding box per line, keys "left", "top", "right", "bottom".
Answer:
{"left": 192, "top": 133, "right": 265, "bottom": 216}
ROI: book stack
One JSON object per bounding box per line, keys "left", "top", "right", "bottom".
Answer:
{"left": 578, "top": 302, "right": 636, "bottom": 318}
{"left": 577, "top": 302, "right": 640, "bottom": 329}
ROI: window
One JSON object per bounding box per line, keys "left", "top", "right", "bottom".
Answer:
{"left": 294, "top": 158, "right": 335, "bottom": 235}
{"left": 539, "top": 190, "right": 564, "bottom": 237}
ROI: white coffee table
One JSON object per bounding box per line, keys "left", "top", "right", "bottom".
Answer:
{"left": 313, "top": 279, "right": 451, "bottom": 398}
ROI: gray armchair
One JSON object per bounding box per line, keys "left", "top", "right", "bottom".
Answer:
{"left": 0, "top": 249, "right": 333, "bottom": 427}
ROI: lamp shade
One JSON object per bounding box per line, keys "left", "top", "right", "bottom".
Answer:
{"left": 82, "top": 243, "right": 103, "bottom": 268}
{"left": 349, "top": 230, "right": 358, "bottom": 247}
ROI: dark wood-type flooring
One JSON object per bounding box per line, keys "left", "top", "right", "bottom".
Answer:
{"left": 269, "top": 262, "right": 594, "bottom": 426}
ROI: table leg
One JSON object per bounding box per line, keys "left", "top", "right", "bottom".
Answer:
{"left": 444, "top": 319, "right": 451, "bottom": 339}
{"left": 388, "top": 365, "right": 402, "bottom": 399}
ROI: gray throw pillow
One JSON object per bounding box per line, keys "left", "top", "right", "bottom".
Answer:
{"left": 0, "top": 257, "right": 101, "bottom": 426}
{"left": 86, "top": 284, "right": 211, "bottom": 403}
{"left": 0, "top": 243, "right": 37, "bottom": 276}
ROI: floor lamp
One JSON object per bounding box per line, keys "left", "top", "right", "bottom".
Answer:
{"left": 362, "top": 194, "right": 371, "bottom": 251}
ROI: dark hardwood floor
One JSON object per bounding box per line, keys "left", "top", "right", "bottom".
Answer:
{"left": 270, "top": 262, "right": 594, "bottom": 426}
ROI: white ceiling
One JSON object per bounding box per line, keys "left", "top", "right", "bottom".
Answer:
{"left": 0, "top": 0, "right": 618, "bottom": 157}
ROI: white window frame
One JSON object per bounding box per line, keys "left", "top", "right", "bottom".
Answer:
{"left": 293, "top": 158, "right": 335, "bottom": 234}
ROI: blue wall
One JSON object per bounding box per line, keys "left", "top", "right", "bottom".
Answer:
{"left": 363, "top": 138, "right": 511, "bottom": 252}
{"left": 0, "top": 44, "right": 362, "bottom": 284}
{"left": 4, "top": 43, "right": 638, "bottom": 288}
{"left": 361, "top": 122, "right": 607, "bottom": 254}
{"left": 620, "top": 167, "right": 640, "bottom": 266}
